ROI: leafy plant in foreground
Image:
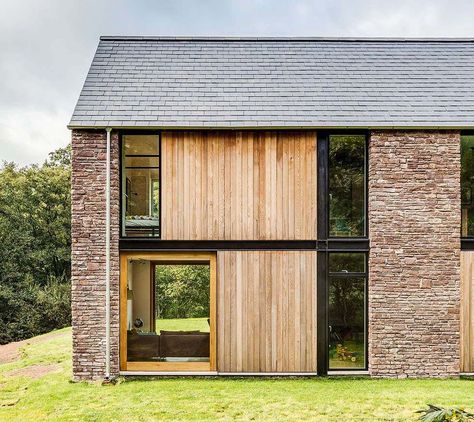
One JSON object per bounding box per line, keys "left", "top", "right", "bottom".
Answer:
{"left": 416, "top": 404, "right": 474, "bottom": 421}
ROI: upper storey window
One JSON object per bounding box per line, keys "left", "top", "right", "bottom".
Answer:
{"left": 462, "top": 135, "right": 474, "bottom": 237}
{"left": 122, "top": 134, "right": 160, "bottom": 237}
{"left": 328, "top": 135, "right": 366, "bottom": 237}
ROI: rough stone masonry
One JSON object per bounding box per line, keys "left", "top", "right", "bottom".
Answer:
{"left": 71, "top": 130, "right": 120, "bottom": 380}
{"left": 369, "top": 130, "right": 460, "bottom": 378}
{"left": 71, "top": 128, "right": 461, "bottom": 380}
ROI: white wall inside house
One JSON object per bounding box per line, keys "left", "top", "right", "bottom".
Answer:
{"left": 130, "top": 260, "right": 152, "bottom": 332}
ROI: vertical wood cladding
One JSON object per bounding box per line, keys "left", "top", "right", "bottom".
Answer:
{"left": 217, "top": 251, "right": 317, "bottom": 372}
{"left": 161, "top": 131, "right": 317, "bottom": 240}
{"left": 369, "top": 130, "right": 461, "bottom": 378}
{"left": 461, "top": 251, "right": 474, "bottom": 373}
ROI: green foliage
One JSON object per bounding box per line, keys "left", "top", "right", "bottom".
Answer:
{"left": 0, "top": 146, "right": 71, "bottom": 344}
{"left": 417, "top": 404, "right": 474, "bottom": 421}
{"left": 461, "top": 136, "right": 474, "bottom": 236}
{"left": 328, "top": 135, "right": 365, "bottom": 237}
{"left": 155, "top": 265, "right": 210, "bottom": 319}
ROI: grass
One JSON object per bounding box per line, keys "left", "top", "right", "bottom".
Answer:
{"left": 0, "top": 328, "right": 473, "bottom": 421}
{"left": 329, "top": 340, "right": 365, "bottom": 369}
{"left": 155, "top": 317, "right": 209, "bottom": 332}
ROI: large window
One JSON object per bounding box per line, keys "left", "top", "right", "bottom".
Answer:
{"left": 328, "top": 135, "right": 366, "bottom": 237}
{"left": 122, "top": 134, "right": 160, "bottom": 237}
{"left": 121, "top": 252, "right": 216, "bottom": 372}
{"left": 462, "top": 135, "right": 474, "bottom": 237}
{"left": 328, "top": 252, "right": 367, "bottom": 370}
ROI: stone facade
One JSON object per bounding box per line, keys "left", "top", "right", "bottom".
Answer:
{"left": 369, "top": 130, "right": 461, "bottom": 378}
{"left": 71, "top": 128, "right": 462, "bottom": 380}
{"left": 71, "top": 129, "right": 120, "bottom": 381}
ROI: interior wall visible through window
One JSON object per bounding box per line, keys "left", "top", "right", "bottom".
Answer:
{"left": 122, "top": 134, "right": 160, "bottom": 237}
{"left": 126, "top": 260, "right": 211, "bottom": 364}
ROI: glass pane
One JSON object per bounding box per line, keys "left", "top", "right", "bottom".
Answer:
{"left": 125, "top": 156, "right": 159, "bottom": 168}
{"left": 124, "top": 135, "right": 159, "bottom": 155}
{"left": 329, "top": 135, "right": 365, "bottom": 237}
{"left": 127, "top": 262, "right": 210, "bottom": 363}
{"left": 462, "top": 135, "right": 474, "bottom": 237}
{"left": 329, "top": 253, "right": 365, "bottom": 273}
{"left": 329, "top": 276, "right": 366, "bottom": 369}
{"left": 123, "top": 135, "right": 160, "bottom": 237}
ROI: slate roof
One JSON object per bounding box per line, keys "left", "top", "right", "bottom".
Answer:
{"left": 69, "top": 37, "right": 474, "bottom": 128}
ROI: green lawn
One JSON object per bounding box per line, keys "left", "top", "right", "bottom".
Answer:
{"left": 329, "top": 340, "right": 365, "bottom": 369}
{"left": 1, "top": 328, "right": 473, "bottom": 421}
{"left": 155, "top": 317, "right": 209, "bottom": 332}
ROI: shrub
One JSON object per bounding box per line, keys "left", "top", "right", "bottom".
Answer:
{"left": 0, "top": 275, "right": 71, "bottom": 345}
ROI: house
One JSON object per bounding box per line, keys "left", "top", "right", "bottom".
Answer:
{"left": 69, "top": 37, "right": 474, "bottom": 380}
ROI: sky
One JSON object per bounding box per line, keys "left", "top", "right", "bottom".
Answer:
{"left": 1, "top": 0, "right": 474, "bottom": 166}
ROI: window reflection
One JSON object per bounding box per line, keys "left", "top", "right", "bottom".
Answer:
{"left": 462, "top": 135, "right": 474, "bottom": 237}
{"left": 122, "top": 135, "right": 160, "bottom": 237}
{"left": 328, "top": 252, "right": 367, "bottom": 370}
{"left": 127, "top": 262, "right": 210, "bottom": 362}
{"left": 329, "top": 135, "right": 366, "bottom": 237}
{"left": 329, "top": 253, "right": 365, "bottom": 273}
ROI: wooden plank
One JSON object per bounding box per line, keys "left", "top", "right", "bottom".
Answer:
{"left": 247, "top": 132, "right": 254, "bottom": 240}
{"left": 271, "top": 250, "right": 278, "bottom": 371}
{"left": 461, "top": 252, "right": 474, "bottom": 372}
{"left": 269, "top": 133, "right": 277, "bottom": 238}
{"left": 241, "top": 250, "right": 248, "bottom": 370}
{"left": 209, "top": 253, "right": 217, "bottom": 371}
{"left": 217, "top": 133, "right": 225, "bottom": 239}
{"left": 282, "top": 134, "right": 289, "bottom": 239}
{"left": 258, "top": 134, "right": 266, "bottom": 240}
{"left": 178, "top": 132, "right": 185, "bottom": 239}
{"left": 217, "top": 251, "right": 317, "bottom": 373}
{"left": 119, "top": 254, "right": 128, "bottom": 371}
{"left": 160, "top": 130, "right": 317, "bottom": 240}
{"left": 126, "top": 362, "right": 210, "bottom": 372}
{"left": 276, "top": 134, "right": 284, "bottom": 240}
{"left": 217, "top": 251, "right": 225, "bottom": 371}
{"left": 288, "top": 133, "right": 295, "bottom": 239}
{"left": 253, "top": 133, "right": 261, "bottom": 239}
{"left": 265, "top": 251, "right": 272, "bottom": 371}
{"left": 224, "top": 251, "right": 232, "bottom": 371}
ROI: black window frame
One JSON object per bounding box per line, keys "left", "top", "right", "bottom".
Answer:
{"left": 119, "top": 130, "right": 162, "bottom": 239}
{"left": 327, "top": 251, "right": 368, "bottom": 371}
{"left": 461, "top": 130, "right": 474, "bottom": 250}
{"left": 316, "top": 130, "right": 369, "bottom": 375}
{"left": 327, "top": 133, "right": 368, "bottom": 239}
{"left": 118, "top": 129, "right": 369, "bottom": 376}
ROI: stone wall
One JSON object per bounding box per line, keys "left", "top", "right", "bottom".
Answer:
{"left": 70, "top": 128, "right": 462, "bottom": 379}
{"left": 369, "top": 130, "right": 461, "bottom": 378}
{"left": 71, "top": 129, "right": 120, "bottom": 381}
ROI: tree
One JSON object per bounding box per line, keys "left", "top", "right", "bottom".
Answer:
{"left": 155, "top": 265, "right": 210, "bottom": 319}
{"left": 0, "top": 146, "right": 71, "bottom": 344}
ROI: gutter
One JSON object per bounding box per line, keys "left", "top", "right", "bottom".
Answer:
{"left": 104, "top": 127, "right": 112, "bottom": 381}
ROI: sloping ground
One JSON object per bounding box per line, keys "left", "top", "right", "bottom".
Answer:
{"left": 0, "top": 330, "right": 68, "bottom": 365}
{"left": 0, "top": 328, "right": 474, "bottom": 421}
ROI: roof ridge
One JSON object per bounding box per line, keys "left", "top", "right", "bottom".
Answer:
{"left": 99, "top": 35, "right": 474, "bottom": 42}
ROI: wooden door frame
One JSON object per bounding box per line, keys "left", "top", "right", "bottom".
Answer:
{"left": 120, "top": 251, "right": 217, "bottom": 372}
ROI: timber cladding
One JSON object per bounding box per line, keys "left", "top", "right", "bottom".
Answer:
{"left": 217, "top": 251, "right": 317, "bottom": 372}
{"left": 161, "top": 131, "right": 317, "bottom": 240}
{"left": 461, "top": 251, "right": 474, "bottom": 373}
